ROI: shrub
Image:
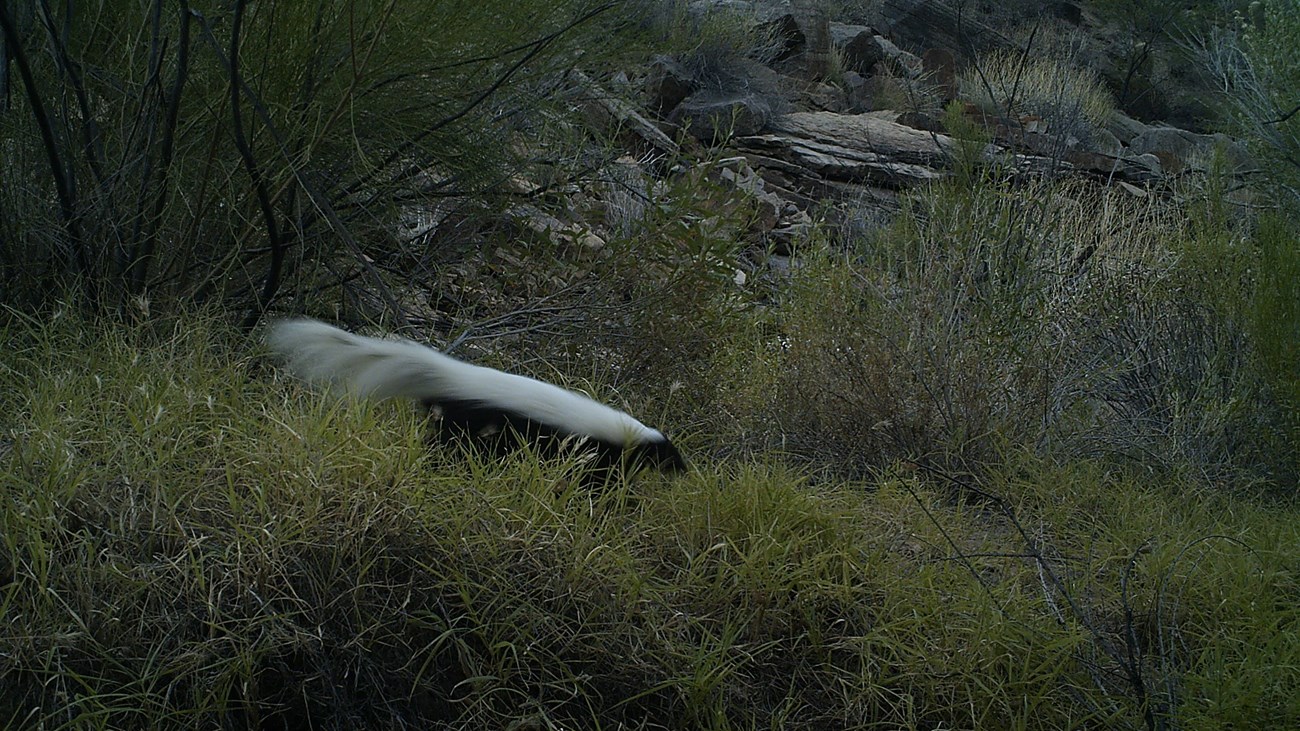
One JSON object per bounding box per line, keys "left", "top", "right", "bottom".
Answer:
{"left": 716, "top": 175, "right": 1291, "bottom": 483}
{"left": 1247, "top": 212, "right": 1300, "bottom": 471}
{"left": 1207, "top": 1, "right": 1300, "bottom": 208}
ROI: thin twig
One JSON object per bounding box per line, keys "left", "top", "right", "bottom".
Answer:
{"left": 0, "top": 1, "right": 91, "bottom": 303}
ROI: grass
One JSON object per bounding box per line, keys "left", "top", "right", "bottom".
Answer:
{"left": 2, "top": 307, "right": 1298, "bottom": 729}
{"left": 957, "top": 49, "right": 1114, "bottom": 145}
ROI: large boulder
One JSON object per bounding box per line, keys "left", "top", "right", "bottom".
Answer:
{"left": 830, "top": 23, "right": 885, "bottom": 74}
{"left": 862, "top": 0, "right": 1006, "bottom": 56}
{"left": 1127, "top": 126, "right": 1251, "bottom": 172}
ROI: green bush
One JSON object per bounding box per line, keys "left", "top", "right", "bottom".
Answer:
{"left": 1247, "top": 212, "right": 1300, "bottom": 464}
{"left": 1209, "top": 0, "right": 1300, "bottom": 207}
{"left": 716, "top": 174, "right": 1291, "bottom": 483}
{"left": 1189, "top": 2, "right": 1300, "bottom": 482}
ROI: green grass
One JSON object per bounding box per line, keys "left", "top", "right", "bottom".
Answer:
{"left": 2, "top": 308, "right": 1297, "bottom": 729}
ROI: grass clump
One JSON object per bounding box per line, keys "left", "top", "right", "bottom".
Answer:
{"left": 958, "top": 49, "right": 1115, "bottom": 144}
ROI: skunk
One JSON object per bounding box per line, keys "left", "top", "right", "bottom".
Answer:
{"left": 267, "top": 319, "right": 686, "bottom": 473}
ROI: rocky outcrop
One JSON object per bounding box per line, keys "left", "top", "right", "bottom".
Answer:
{"left": 1127, "top": 126, "right": 1251, "bottom": 174}
{"left": 560, "top": 0, "right": 1255, "bottom": 259}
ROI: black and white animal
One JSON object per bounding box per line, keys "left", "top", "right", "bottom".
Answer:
{"left": 267, "top": 319, "right": 686, "bottom": 474}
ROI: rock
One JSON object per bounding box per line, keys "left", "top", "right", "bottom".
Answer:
{"left": 570, "top": 70, "right": 679, "bottom": 156}
{"left": 1131, "top": 153, "right": 1163, "bottom": 176}
{"left": 745, "top": 163, "right": 826, "bottom": 209}
{"left": 757, "top": 11, "right": 805, "bottom": 62}
{"left": 645, "top": 55, "right": 695, "bottom": 115}
{"left": 769, "top": 111, "right": 951, "bottom": 163}
{"left": 739, "top": 111, "right": 954, "bottom": 187}
{"left": 896, "top": 110, "right": 943, "bottom": 132}
{"left": 1092, "top": 128, "right": 1123, "bottom": 157}
{"left": 1152, "top": 150, "right": 1183, "bottom": 174}
{"left": 715, "top": 157, "right": 783, "bottom": 232}
{"left": 747, "top": 2, "right": 836, "bottom": 78}
{"left": 864, "top": 0, "right": 1006, "bottom": 56}
{"left": 1019, "top": 130, "right": 1083, "bottom": 158}
{"left": 1063, "top": 149, "right": 1162, "bottom": 184}
{"left": 1106, "top": 112, "right": 1151, "bottom": 145}
{"left": 767, "top": 253, "right": 793, "bottom": 275}
{"left": 1210, "top": 134, "right": 1254, "bottom": 172}
{"left": 788, "top": 78, "right": 845, "bottom": 112}
{"left": 508, "top": 205, "right": 606, "bottom": 250}
{"left": 1128, "top": 126, "right": 1204, "bottom": 159}
{"left": 1004, "top": 152, "right": 1077, "bottom": 177}
{"left": 674, "top": 92, "right": 773, "bottom": 143}
{"left": 840, "top": 70, "right": 871, "bottom": 112}
{"left": 829, "top": 22, "right": 876, "bottom": 44}
{"left": 711, "top": 156, "right": 817, "bottom": 243}
{"left": 769, "top": 221, "right": 813, "bottom": 250}
{"left": 874, "top": 35, "right": 922, "bottom": 77}
{"left": 830, "top": 23, "right": 885, "bottom": 74}
{"left": 1127, "top": 126, "right": 1251, "bottom": 172}
{"left": 1118, "top": 181, "right": 1148, "bottom": 197}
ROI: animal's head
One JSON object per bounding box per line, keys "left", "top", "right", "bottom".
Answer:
{"left": 628, "top": 436, "right": 688, "bottom": 474}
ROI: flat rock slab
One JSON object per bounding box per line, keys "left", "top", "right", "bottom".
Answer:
{"left": 769, "top": 112, "right": 953, "bottom": 164}
{"left": 738, "top": 111, "right": 955, "bottom": 187}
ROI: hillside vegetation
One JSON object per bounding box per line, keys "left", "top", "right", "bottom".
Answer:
{"left": 2, "top": 0, "right": 1299, "bottom": 728}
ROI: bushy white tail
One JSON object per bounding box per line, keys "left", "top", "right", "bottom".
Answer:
{"left": 266, "top": 319, "right": 457, "bottom": 402}
{"left": 267, "top": 318, "right": 667, "bottom": 448}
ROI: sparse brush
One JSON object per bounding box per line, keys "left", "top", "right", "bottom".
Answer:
{"left": 0, "top": 0, "right": 625, "bottom": 316}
